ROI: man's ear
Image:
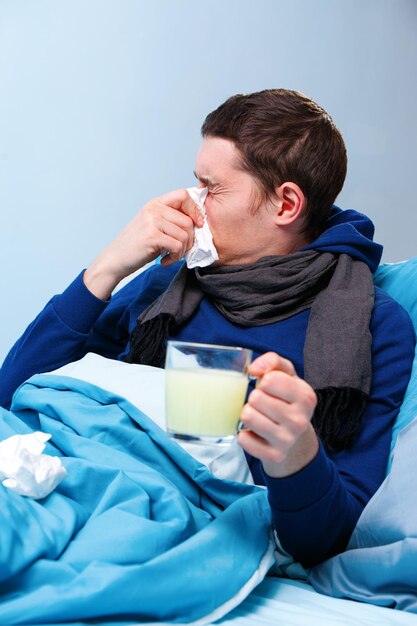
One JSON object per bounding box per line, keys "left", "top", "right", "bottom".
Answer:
{"left": 273, "top": 182, "right": 306, "bottom": 225}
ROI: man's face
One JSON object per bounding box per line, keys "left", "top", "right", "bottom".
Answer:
{"left": 194, "top": 137, "right": 278, "bottom": 265}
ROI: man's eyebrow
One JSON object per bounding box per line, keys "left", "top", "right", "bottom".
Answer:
{"left": 193, "top": 171, "right": 216, "bottom": 186}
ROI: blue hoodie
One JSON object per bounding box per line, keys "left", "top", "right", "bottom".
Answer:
{"left": 0, "top": 208, "right": 414, "bottom": 567}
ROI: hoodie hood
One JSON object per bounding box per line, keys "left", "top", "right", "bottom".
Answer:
{"left": 304, "top": 206, "right": 383, "bottom": 274}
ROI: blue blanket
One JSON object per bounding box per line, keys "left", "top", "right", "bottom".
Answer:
{"left": 0, "top": 374, "right": 273, "bottom": 624}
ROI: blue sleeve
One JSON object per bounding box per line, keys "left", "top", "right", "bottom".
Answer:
{"left": 263, "top": 290, "right": 415, "bottom": 567}
{"left": 0, "top": 267, "right": 164, "bottom": 410}
{"left": 0, "top": 272, "right": 107, "bottom": 409}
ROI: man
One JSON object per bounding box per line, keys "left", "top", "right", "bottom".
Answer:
{"left": 0, "top": 89, "right": 414, "bottom": 568}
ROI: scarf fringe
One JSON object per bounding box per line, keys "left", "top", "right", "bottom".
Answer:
{"left": 313, "top": 387, "right": 368, "bottom": 452}
{"left": 125, "top": 313, "right": 175, "bottom": 368}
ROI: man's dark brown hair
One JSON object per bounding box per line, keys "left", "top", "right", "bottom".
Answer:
{"left": 201, "top": 89, "right": 347, "bottom": 240}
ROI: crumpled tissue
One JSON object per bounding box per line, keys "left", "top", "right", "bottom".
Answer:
{"left": 185, "top": 186, "right": 219, "bottom": 268}
{"left": 0, "top": 432, "right": 67, "bottom": 499}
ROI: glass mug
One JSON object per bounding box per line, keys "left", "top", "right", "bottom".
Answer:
{"left": 165, "top": 340, "right": 253, "bottom": 445}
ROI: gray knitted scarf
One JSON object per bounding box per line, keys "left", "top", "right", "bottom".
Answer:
{"left": 126, "top": 251, "right": 375, "bottom": 451}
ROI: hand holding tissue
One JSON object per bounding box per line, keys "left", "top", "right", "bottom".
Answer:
{"left": 185, "top": 186, "right": 219, "bottom": 268}
{"left": 0, "top": 431, "right": 67, "bottom": 499}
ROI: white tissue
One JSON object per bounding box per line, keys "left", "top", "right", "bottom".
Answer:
{"left": 0, "top": 432, "right": 67, "bottom": 499}
{"left": 185, "top": 186, "right": 219, "bottom": 268}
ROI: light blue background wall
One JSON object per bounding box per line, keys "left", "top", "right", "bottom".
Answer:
{"left": 0, "top": 0, "right": 416, "bottom": 363}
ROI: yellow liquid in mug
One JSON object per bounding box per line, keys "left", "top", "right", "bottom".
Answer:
{"left": 165, "top": 368, "right": 249, "bottom": 437}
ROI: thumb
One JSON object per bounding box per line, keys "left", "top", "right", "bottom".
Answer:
{"left": 249, "top": 352, "right": 296, "bottom": 378}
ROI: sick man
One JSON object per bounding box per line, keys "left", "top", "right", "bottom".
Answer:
{"left": 0, "top": 88, "right": 414, "bottom": 568}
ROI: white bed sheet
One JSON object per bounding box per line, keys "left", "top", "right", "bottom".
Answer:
{"left": 214, "top": 577, "right": 417, "bottom": 626}
{"left": 132, "top": 578, "right": 417, "bottom": 626}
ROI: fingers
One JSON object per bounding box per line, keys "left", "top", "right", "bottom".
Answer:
{"left": 157, "top": 188, "right": 204, "bottom": 227}
{"left": 238, "top": 351, "right": 318, "bottom": 472}
{"left": 256, "top": 369, "right": 317, "bottom": 407}
{"left": 238, "top": 428, "right": 289, "bottom": 465}
{"left": 240, "top": 383, "right": 314, "bottom": 439}
{"left": 84, "top": 187, "right": 203, "bottom": 298}
{"left": 136, "top": 190, "right": 200, "bottom": 266}
{"left": 240, "top": 399, "right": 292, "bottom": 440}
{"left": 149, "top": 188, "right": 205, "bottom": 266}
{"left": 158, "top": 234, "right": 189, "bottom": 266}
{"left": 154, "top": 208, "right": 195, "bottom": 266}
{"left": 159, "top": 217, "right": 194, "bottom": 252}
